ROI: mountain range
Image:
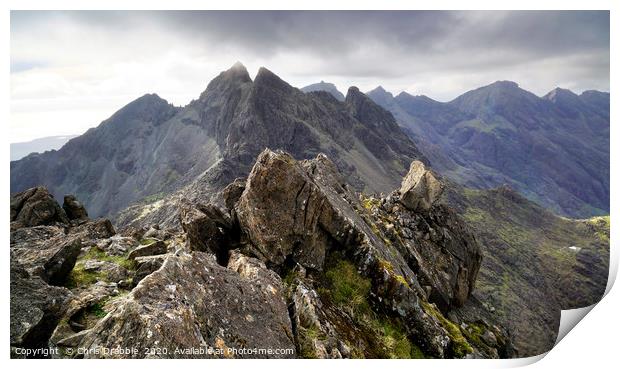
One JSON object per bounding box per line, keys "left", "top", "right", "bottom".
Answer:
{"left": 304, "top": 81, "right": 609, "bottom": 218}
{"left": 9, "top": 63, "right": 609, "bottom": 358}
{"left": 11, "top": 63, "right": 423, "bottom": 218}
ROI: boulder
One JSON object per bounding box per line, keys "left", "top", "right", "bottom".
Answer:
{"left": 222, "top": 177, "right": 246, "bottom": 212}
{"left": 10, "top": 226, "right": 82, "bottom": 286}
{"left": 235, "top": 150, "right": 334, "bottom": 270}
{"left": 10, "top": 257, "right": 72, "bottom": 355}
{"left": 132, "top": 254, "right": 167, "bottom": 286}
{"left": 63, "top": 195, "right": 89, "bottom": 221}
{"left": 77, "top": 251, "right": 295, "bottom": 358}
{"left": 10, "top": 187, "right": 69, "bottom": 229}
{"left": 68, "top": 218, "right": 116, "bottom": 240}
{"left": 399, "top": 160, "right": 444, "bottom": 212}
{"left": 179, "top": 202, "right": 232, "bottom": 263}
{"left": 127, "top": 239, "right": 167, "bottom": 260}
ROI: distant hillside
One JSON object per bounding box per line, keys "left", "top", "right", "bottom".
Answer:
{"left": 301, "top": 81, "right": 345, "bottom": 101}
{"left": 445, "top": 183, "right": 609, "bottom": 356}
{"left": 368, "top": 83, "right": 610, "bottom": 218}
{"left": 11, "top": 135, "right": 79, "bottom": 161}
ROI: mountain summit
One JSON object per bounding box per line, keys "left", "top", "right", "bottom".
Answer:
{"left": 301, "top": 81, "right": 345, "bottom": 101}
{"left": 11, "top": 63, "right": 424, "bottom": 218}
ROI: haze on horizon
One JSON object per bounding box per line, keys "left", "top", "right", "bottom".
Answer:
{"left": 10, "top": 10, "right": 610, "bottom": 142}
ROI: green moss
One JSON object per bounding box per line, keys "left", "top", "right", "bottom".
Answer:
{"left": 140, "top": 238, "right": 158, "bottom": 246}
{"left": 64, "top": 247, "right": 136, "bottom": 289}
{"left": 361, "top": 196, "right": 381, "bottom": 210}
{"left": 87, "top": 301, "right": 108, "bottom": 318}
{"left": 323, "top": 260, "right": 371, "bottom": 315}
{"left": 588, "top": 216, "right": 610, "bottom": 243}
{"left": 319, "top": 257, "right": 423, "bottom": 358}
{"left": 378, "top": 259, "right": 410, "bottom": 288}
{"left": 83, "top": 247, "right": 136, "bottom": 270}
{"left": 461, "top": 322, "right": 487, "bottom": 348}
{"left": 421, "top": 300, "right": 473, "bottom": 358}
{"left": 65, "top": 263, "right": 107, "bottom": 289}
{"left": 375, "top": 319, "right": 425, "bottom": 359}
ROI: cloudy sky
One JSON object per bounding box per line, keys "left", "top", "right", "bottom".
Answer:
{"left": 10, "top": 10, "right": 609, "bottom": 142}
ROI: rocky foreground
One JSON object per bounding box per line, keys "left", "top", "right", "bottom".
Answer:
{"left": 10, "top": 149, "right": 514, "bottom": 359}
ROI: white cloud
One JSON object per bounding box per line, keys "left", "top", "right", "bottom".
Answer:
{"left": 10, "top": 11, "right": 609, "bottom": 142}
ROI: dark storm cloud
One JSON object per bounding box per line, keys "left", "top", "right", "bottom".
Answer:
{"left": 11, "top": 10, "right": 609, "bottom": 102}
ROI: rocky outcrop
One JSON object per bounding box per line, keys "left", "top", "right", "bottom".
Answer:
{"left": 233, "top": 149, "right": 487, "bottom": 357}
{"left": 63, "top": 195, "right": 89, "bottom": 221}
{"left": 399, "top": 160, "right": 444, "bottom": 212}
{"left": 10, "top": 225, "right": 82, "bottom": 286}
{"left": 179, "top": 202, "right": 233, "bottom": 263}
{"left": 9, "top": 148, "right": 509, "bottom": 359}
{"left": 77, "top": 251, "right": 295, "bottom": 358}
{"left": 10, "top": 257, "right": 72, "bottom": 356}
{"left": 10, "top": 187, "right": 69, "bottom": 230}
{"left": 127, "top": 239, "right": 167, "bottom": 260}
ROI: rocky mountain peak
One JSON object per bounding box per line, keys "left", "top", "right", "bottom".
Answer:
{"left": 300, "top": 81, "right": 345, "bottom": 101}
{"left": 367, "top": 86, "right": 392, "bottom": 98}
{"left": 543, "top": 87, "right": 579, "bottom": 103}
{"left": 108, "top": 93, "right": 175, "bottom": 124}
{"left": 199, "top": 61, "right": 252, "bottom": 100}
{"left": 346, "top": 86, "right": 392, "bottom": 122}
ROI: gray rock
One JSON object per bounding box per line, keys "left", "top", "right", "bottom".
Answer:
{"left": 68, "top": 218, "right": 116, "bottom": 240}
{"left": 132, "top": 254, "right": 167, "bottom": 286}
{"left": 179, "top": 202, "right": 232, "bottom": 263}
{"left": 127, "top": 240, "right": 167, "bottom": 260}
{"left": 63, "top": 195, "right": 89, "bottom": 221}
{"left": 78, "top": 251, "right": 295, "bottom": 358}
{"left": 10, "top": 226, "right": 82, "bottom": 286}
{"left": 399, "top": 160, "right": 444, "bottom": 212}
{"left": 222, "top": 178, "right": 246, "bottom": 212}
{"left": 10, "top": 257, "right": 72, "bottom": 353}
{"left": 10, "top": 186, "right": 69, "bottom": 230}
{"left": 99, "top": 235, "right": 138, "bottom": 256}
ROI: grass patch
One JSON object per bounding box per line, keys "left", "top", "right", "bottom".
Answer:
{"left": 140, "top": 238, "right": 158, "bottom": 246}
{"left": 322, "top": 259, "right": 371, "bottom": 316}
{"left": 84, "top": 247, "right": 136, "bottom": 270}
{"left": 421, "top": 300, "right": 473, "bottom": 358}
{"left": 319, "top": 257, "right": 423, "bottom": 358}
{"left": 65, "top": 264, "right": 107, "bottom": 289}
{"left": 87, "top": 301, "right": 108, "bottom": 318}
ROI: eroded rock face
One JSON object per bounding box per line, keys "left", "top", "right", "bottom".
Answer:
{"left": 379, "top": 195, "right": 482, "bottom": 311}
{"left": 235, "top": 150, "right": 332, "bottom": 270}
{"left": 10, "top": 257, "right": 72, "bottom": 355}
{"left": 77, "top": 251, "right": 295, "bottom": 358}
{"left": 179, "top": 202, "right": 233, "bottom": 264}
{"left": 127, "top": 240, "right": 167, "bottom": 260}
{"left": 63, "top": 195, "right": 89, "bottom": 221}
{"left": 10, "top": 225, "right": 82, "bottom": 286}
{"left": 10, "top": 187, "right": 69, "bottom": 230}
{"left": 399, "top": 161, "right": 444, "bottom": 212}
